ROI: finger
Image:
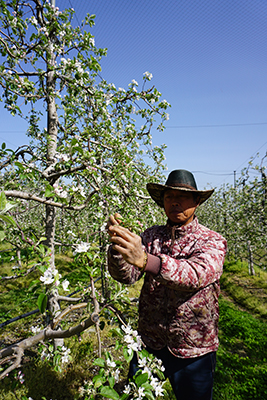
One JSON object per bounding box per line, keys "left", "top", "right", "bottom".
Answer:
{"left": 109, "top": 224, "right": 134, "bottom": 239}
{"left": 111, "top": 243, "right": 128, "bottom": 257}
{"left": 109, "top": 234, "right": 130, "bottom": 248}
{"left": 114, "top": 213, "right": 123, "bottom": 224}
{"left": 109, "top": 215, "right": 120, "bottom": 226}
{"left": 106, "top": 214, "right": 121, "bottom": 235}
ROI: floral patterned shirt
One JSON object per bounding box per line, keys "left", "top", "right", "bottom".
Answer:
{"left": 108, "top": 217, "right": 227, "bottom": 358}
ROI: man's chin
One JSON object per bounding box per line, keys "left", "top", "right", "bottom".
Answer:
{"left": 169, "top": 216, "right": 184, "bottom": 224}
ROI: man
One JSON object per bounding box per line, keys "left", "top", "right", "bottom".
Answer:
{"left": 107, "top": 169, "right": 227, "bottom": 400}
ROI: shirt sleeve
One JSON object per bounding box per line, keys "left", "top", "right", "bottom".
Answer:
{"left": 156, "top": 234, "right": 227, "bottom": 291}
{"left": 107, "top": 245, "right": 143, "bottom": 284}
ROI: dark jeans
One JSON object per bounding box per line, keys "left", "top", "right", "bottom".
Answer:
{"left": 129, "top": 346, "right": 216, "bottom": 400}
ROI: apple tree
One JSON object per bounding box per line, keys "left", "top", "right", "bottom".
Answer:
{"left": 0, "top": 0, "right": 169, "bottom": 391}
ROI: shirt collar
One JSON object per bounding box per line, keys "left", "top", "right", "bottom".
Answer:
{"left": 166, "top": 216, "right": 199, "bottom": 237}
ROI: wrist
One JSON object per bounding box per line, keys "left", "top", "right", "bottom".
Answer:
{"left": 138, "top": 250, "right": 148, "bottom": 272}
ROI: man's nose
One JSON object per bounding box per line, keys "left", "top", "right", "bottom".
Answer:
{"left": 172, "top": 198, "right": 181, "bottom": 205}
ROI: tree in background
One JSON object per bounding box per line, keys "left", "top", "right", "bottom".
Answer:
{"left": 0, "top": 1, "right": 169, "bottom": 392}
{"left": 197, "top": 153, "right": 267, "bottom": 275}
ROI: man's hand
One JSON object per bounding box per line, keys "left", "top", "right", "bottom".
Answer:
{"left": 106, "top": 213, "right": 122, "bottom": 236}
{"left": 107, "top": 214, "right": 145, "bottom": 269}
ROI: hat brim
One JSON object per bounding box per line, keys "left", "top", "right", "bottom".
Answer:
{"left": 146, "top": 183, "right": 214, "bottom": 208}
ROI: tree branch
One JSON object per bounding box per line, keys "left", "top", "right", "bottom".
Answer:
{"left": 4, "top": 190, "right": 99, "bottom": 210}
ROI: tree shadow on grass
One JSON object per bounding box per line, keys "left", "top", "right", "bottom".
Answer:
{"left": 23, "top": 362, "right": 84, "bottom": 400}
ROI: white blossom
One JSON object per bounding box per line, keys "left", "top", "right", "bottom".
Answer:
{"left": 55, "top": 152, "right": 70, "bottom": 162}
{"left": 100, "top": 223, "right": 106, "bottom": 232}
{"left": 62, "top": 279, "right": 70, "bottom": 291}
{"left": 89, "top": 37, "right": 95, "bottom": 46}
{"left": 113, "top": 368, "right": 120, "bottom": 383}
{"left": 31, "top": 325, "right": 41, "bottom": 334}
{"left": 165, "top": 113, "right": 170, "bottom": 121}
{"left": 122, "top": 324, "right": 133, "bottom": 335}
{"left": 123, "top": 384, "right": 131, "bottom": 394}
{"left": 40, "top": 267, "right": 60, "bottom": 285}
{"left": 142, "top": 365, "right": 152, "bottom": 377}
{"left": 150, "top": 376, "right": 159, "bottom": 388}
{"left": 17, "top": 371, "right": 25, "bottom": 384}
{"left": 30, "top": 16, "right": 38, "bottom": 25}
{"left": 53, "top": 183, "right": 68, "bottom": 198}
{"left": 138, "top": 357, "right": 147, "bottom": 368}
{"left": 74, "top": 242, "right": 90, "bottom": 254}
{"left": 41, "top": 349, "right": 51, "bottom": 361}
{"left": 136, "top": 387, "right": 145, "bottom": 399}
{"left": 40, "top": 268, "right": 54, "bottom": 285}
{"left": 106, "top": 358, "right": 116, "bottom": 368}
{"left": 155, "top": 382, "right": 165, "bottom": 397}
{"left": 143, "top": 71, "right": 153, "bottom": 80}
{"left": 67, "top": 230, "right": 76, "bottom": 237}
{"left": 61, "top": 346, "right": 71, "bottom": 364}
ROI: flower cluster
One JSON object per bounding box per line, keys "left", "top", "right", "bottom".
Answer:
{"left": 40, "top": 267, "right": 69, "bottom": 291}
{"left": 40, "top": 344, "right": 71, "bottom": 366}
{"left": 76, "top": 323, "right": 167, "bottom": 399}
{"left": 40, "top": 267, "right": 58, "bottom": 285}
{"left": 122, "top": 324, "right": 142, "bottom": 355}
{"left": 61, "top": 346, "right": 71, "bottom": 364}
{"left": 16, "top": 370, "right": 25, "bottom": 384}
{"left": 53, "top": 183, "right": 68, "bottom": 199}
{"left": 143, "top": 71, "right": 153, "bottom": 81}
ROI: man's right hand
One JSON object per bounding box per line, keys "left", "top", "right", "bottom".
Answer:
{"left": 106, "top": 213, "right": 146, "bottom": 270}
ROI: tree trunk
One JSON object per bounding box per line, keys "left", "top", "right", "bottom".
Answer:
{"left": 247, "top": 241, "right": 255, "bottom": 276}
{"left": 44, "top": 37, "right": 63, "bottom": 348}
{"left": 44, "top": 203, "right": 57, "bottom": 268}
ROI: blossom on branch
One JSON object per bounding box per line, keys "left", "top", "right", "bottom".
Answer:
{"left": 74, "top": 242, "right": 90, "bottom": 254}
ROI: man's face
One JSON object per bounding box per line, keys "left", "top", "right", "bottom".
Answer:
{"left": 163, "top": 189, "right": 199, "bottom": 225}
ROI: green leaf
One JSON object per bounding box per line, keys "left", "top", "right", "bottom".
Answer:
{"left": 0, "top": 192, "right": 7, "bottom": 210}
{"left": 0, "top": 228, "right": 5, "bottom": 241}
{"left": 143, "top": 389, "right": 154, "bottom": 400}
{"left": 38, "top": 264, "right": 47, "bottom": 274}
{"left": 93, "top": 357, "right": 105, "bottom": 367}
{"left": 45, "top": 188, "right": 54, "bottom": 197}
{"left": 37, "top": 293, "right": 47, "bottom": 314}
{"left": 0, "top": 192, "right": 17, "bottom": 213}
{"left": 135, "top": 372, "right": 148, "bottom": 387}
{"left": 99, "top": 386, "right": 120, "bottom": 400}
{"left": 110, "top": 327, "right": 123, "bottom": 338}
{"left": 93, "top": 375, "right": 104, "bottom": 389}
{"left": 0, "top": 214, "right": 16, "bottom": 226}
{"left": 108, "top": 375, "right": 115, "bottom": 388}
{"left": 123, "top": 347, "right": 133, "bottom": 363}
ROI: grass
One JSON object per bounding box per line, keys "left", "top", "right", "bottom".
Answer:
{"left": 220, "top": 259, "right": 267, "bottom": 318}
{"left": 1, "top": 255, "right": 267, "bottom": 399}
{"left": 214, "top": 298, "right": 267, "bottom": 400}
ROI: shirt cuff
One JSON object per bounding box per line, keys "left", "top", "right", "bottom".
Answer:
{"left": 144, "top": 253, "right": 161, "bottom": 275}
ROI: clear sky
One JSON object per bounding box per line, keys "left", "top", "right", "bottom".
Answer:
{"left": 1, "top": 0, "right": 267, "bottom": 190}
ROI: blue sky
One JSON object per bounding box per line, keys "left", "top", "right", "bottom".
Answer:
{"left": 1, "top": 0, "right": 267, "bottom": 190}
